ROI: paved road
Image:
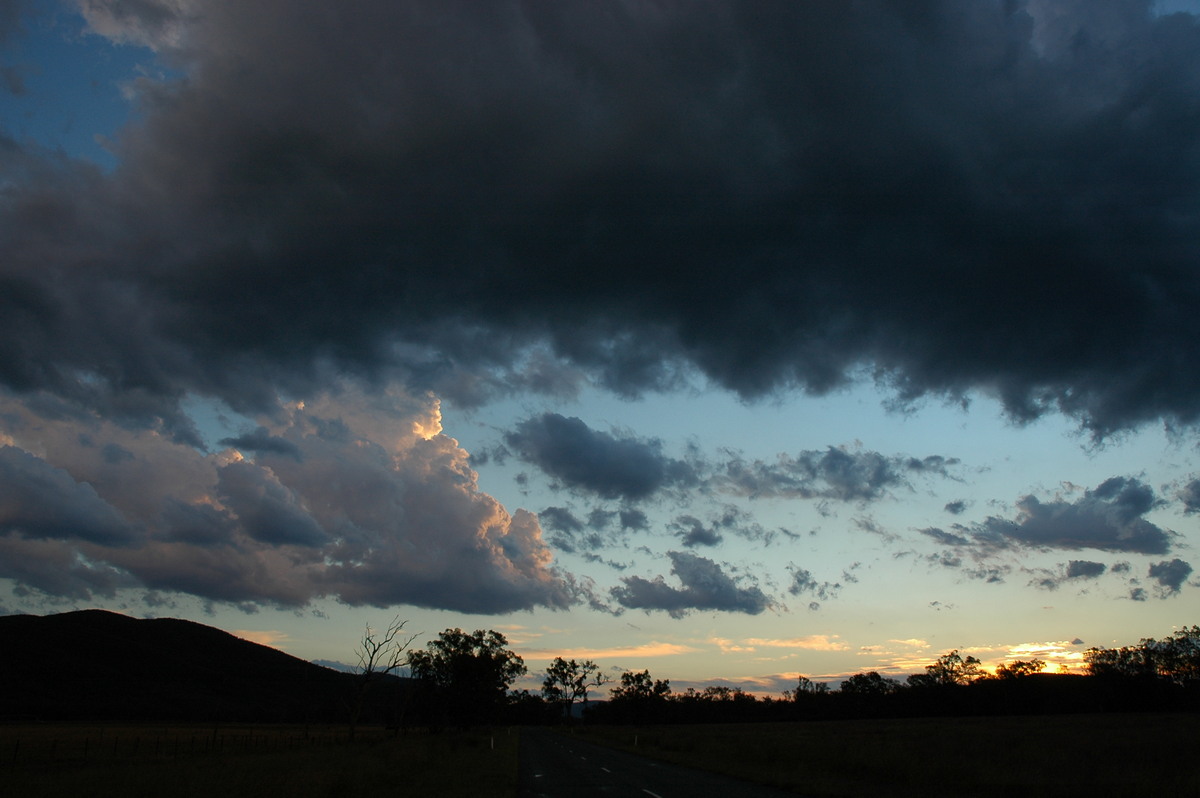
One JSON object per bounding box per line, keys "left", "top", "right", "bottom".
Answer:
{"left": 517, "top": 727, "right": 802, "bottom": 798}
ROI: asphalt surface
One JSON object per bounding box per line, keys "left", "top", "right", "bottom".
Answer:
{"left": 517, "top": 727, "right": 803, "bottom": 798}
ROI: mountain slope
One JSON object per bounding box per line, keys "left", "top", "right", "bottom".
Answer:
{"left": 0, "top": 609, "right": 375, "bottom": 722}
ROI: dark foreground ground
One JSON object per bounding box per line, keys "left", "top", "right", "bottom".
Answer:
{"left": 572, "top": 713, "right": 1200, "bottom": 797}
{"left": 4, "top": 714, "right": 1198, "bottom": 797}
{"left": 518, "top": 726, "right": 800, "bottom": 798}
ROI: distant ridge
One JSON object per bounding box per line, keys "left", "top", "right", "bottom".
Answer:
{"left": 0, "top": 610, "right": 386, "bottom": 723}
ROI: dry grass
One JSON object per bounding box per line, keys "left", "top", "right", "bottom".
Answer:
{"left": 0, "top": 724, "right": 517, "bottom": 798}
{"left": 573, "top": 713, "right": 1200, "bottom": 797}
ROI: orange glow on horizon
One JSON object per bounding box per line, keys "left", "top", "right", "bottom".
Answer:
{"left": 234, "top": 629, "right": 291, "bottom": 649}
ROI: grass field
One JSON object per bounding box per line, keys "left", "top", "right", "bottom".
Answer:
{"left": 0, "top": 724, "right": 517, "bottom": 798}
{"left": 6, "top": 714, "right": 1197, "bottom": 796}
{"left": 571, "top": 713, "right": 1200, "bottom": 797}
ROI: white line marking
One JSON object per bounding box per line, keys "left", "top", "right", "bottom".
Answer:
{"left": 643, "top": 790, "right": 663, "bottom": 798}
{"left": 601, "top": 767, "right": 611, "bottom": 773}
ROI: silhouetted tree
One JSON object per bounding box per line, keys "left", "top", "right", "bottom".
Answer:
{"left": 907, "top": 650, "right": 984, "bottom": 688}
{"left": 1158, "top": 625, "right": 1200, "bottom": 684}
{"left": 541, "top": 657, "right": 606, "bottom": 721}
{"left": 348, "top": 617, "right": 417, "bottom": 739}
{"left": 784, "top": 674, "right": 830, "bottom": 700}
{"left": 1086, "top": 625, "right": 1200, "bottom": 684}
{"left": 840, "top": 671, "right": 901, "bottom": 695}
{"left": 607, "top": 669, "right": 671, "bottom": 723}
{"left": 994, "top": 659, "right": 1046, "bottom": 679}
{"left": 505, "top": 689, "right": 558, "bottom": 725}
{"left": 1085, "top": 643, "right": 1159, "bottom": 679}
{"left": 407, "top": 628, "right": 525, "bottom": 727}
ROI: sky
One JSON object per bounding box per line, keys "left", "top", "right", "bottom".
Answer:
{"left": 2, "top": 0, "right": 1200, "bottom": 695}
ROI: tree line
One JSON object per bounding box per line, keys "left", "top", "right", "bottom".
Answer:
{"left": 352, "top": 622, "right": 1200, "bottom": 729}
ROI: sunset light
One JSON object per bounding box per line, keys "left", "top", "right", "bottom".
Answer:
{"left": 1, "top": 0, "right": 1198, "bottom": 713}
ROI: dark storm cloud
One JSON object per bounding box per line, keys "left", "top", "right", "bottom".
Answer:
{"left": 0, "top": 1, "right": 1197, "bottom": 436}
{"left": 0, "top": 444, "right": 140, "bottom": 546}
{"left": 0, "top": 0, "right": 21, "bottom": 44}
{"left": 215, "top": 460, "right": 329, "bottom": 547}
{"left": 505, "top": 413, "right": 697, "bottom": 500}
{"left": 0, "top": 535, "right": 130, "bottom": 599}
{"left": 219, "top": 427, "right": 302, "bottom": 461}
{"left": 922, "top": 477, "right": 1175, "bottom": 555}
{"left": 611, "top": 551, "right": 773, "bottom": 618}
{"left": 6, "top": 0, "right": 1200, "bottom": 610}
{"left": 717, "top": 446, "right": 957, "bottom": 502}
{"left": 619, "top": 508, "right": 650, "bottom": 531}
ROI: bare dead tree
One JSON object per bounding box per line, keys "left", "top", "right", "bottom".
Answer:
{"left": 348, "top": 617, "right": 418, "bottom": 739}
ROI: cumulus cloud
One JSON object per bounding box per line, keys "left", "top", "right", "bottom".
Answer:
{"left": 1178, "top": 478, "right": 1200, "bottom": 514}
{"left": 505, "top": 413, "right": 697, "bottom": 500}
{"left": 669, "top": 505, "right": 782, "bottom": 548}
{"left": 611, "top": 551, "right": 773, "bottom": 618}
{"left": 0, "top": 386, "right": 573, "bottom": 612}
{"left": 1066, "top": 560, "right": 1108, "bottom": 579}
{"left": 1030, "top": 559, "right": 1109, "bottom": 590}
{"left": 787, "top": 567, "right": 844, "bottom": 603}
{"left": 1148, "top": 558, "right": 1193, "bottom": 594}
{"left": 537, "top": 506, "right": 584, "bottom": 535}
{"left": 921, "top": 477, "right": 1175, "bottom": 556}
{"left": 672, "top": 515, "right": 723, "bottom": 548}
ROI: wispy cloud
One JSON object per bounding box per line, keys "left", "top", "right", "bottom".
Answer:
{"left": 521, "top": 642, "right": 699, "bottom": 662}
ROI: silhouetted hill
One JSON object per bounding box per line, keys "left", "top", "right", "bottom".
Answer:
{"left": 0, "top": 610, "right": 400, "bottom": 723}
